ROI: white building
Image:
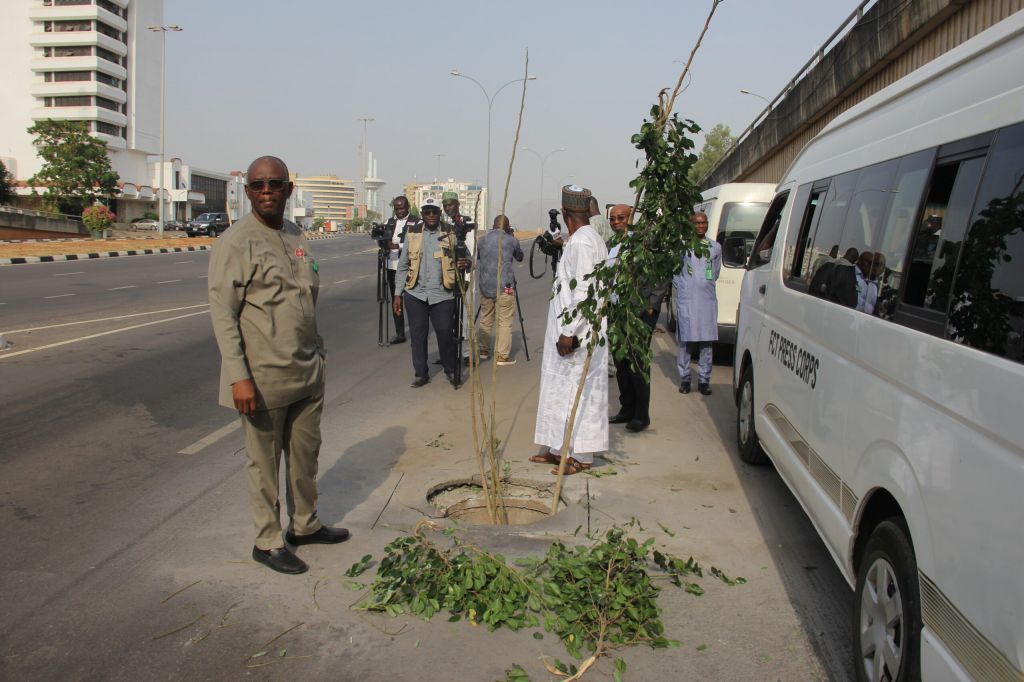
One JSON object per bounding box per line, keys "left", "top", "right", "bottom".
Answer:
{"left": 0, "top": 0, "right": 168, "bottom": 221}
{"left": 403, "top": 179, "right": 488, "bottom": 224}
{"left": 293, "top": 174, "right": 357, "bottom": 223}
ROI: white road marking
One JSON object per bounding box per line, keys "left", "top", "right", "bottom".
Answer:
{"left": 53, "top": 271, "right": 85, "bottom": 277}
{"left": 174, "top": 260, "right": 193, "bottom": 264}
{"left": 198, "top": 275, "right": 208, "bottom": 279}
{"left": 178, "top": 420, "right": 241, "bottom": 455}
{"left": 156, "top": 279, "right": 182, "bottom": 284}
{"left": 357, "top": 274, "right": 370, "bottom": 279}
{"left": 0, "top": 310, "right": 210, "bottom": 360}
{"left": 44, "top": 293, "right": 75, "bottom": 299}
{"left": 334, "top": 279, "right": 349, "bottom": 284}
{"left": 107, "top": 285, "right": 137, "bottom": 291}
{"left": 1, "top": 303, "right": 209, "bottom": 334}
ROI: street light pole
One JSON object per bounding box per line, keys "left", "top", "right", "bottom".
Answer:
{"left": 521, "top": 147, "right": 566, "bottom": 230}
{"left": 146, "top": 24, "right": 181, "bottom": 237}
{"left": 449, "top": 70, "right": 536, "bottom": 223}
{"left": 739, "top": 89, "right": 771, "bottom": 105}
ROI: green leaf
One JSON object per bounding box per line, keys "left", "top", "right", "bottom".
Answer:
{"left": 532, "top": 631, "right": 544, "bottom": 640}
{"left": 345, "top": 554, "right": 373, "bottom": 577}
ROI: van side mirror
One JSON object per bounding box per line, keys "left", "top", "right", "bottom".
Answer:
{"left": 722, "top": 235, "right": 749, "bottom": 267}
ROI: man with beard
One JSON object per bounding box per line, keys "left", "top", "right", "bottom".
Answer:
{"left": 530, "top": 185, "right": 609, "bottom": 475}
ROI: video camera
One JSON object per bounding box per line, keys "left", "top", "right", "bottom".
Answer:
{"left": 452, "top": 221, "right": 470, "bottom": 261}
{"left": 535, "top": 209, "right": 564, "bottom": 258}
{"left": 370, "top": 221, "right": 390, "bottom": 246}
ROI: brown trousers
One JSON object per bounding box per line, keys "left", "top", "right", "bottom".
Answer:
{"left": 478, "top": 291, "right": 516, "bottom": 361}
{"left": 240, "top": 392, "right": 324, "bottom": 550}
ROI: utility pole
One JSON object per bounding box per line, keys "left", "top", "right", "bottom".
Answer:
{"left": 356, "top": 117, "right": 375, "bottom": 214}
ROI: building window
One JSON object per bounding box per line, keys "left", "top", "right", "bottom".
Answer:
{"left": 53, "top": 20, "right": 92, "bottom": 32}
{"left": 96, "top": 47, "right": 121, "bottom": 65}
{"left": 191, "top": 175, "right": 228, "bottom": 215}
{"left": 95, "top": 21, "right": 121, "bottom": 41}
{"left": 52, "top": 95, "right": 91, "bottom": 107}
{"left": 96, "top": 96, "right": 120, "bottom": 111}
{"left": 54, "top": 71, "right": 93, "bottom": 82}
{"left": 96, "top": 0, "right": 122, "bottom": 14}
{"left": 96, "top": 121, "right": 123, "bottom": 137}
{"left": 96, "top": 72, "right": 120, "bottom": 88}
{"left": 49, "top": 46, "right": 92, "bottom": 58}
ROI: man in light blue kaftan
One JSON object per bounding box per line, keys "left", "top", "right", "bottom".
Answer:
{"left": 673, "top": 212, "right": 721, "bottom": 396}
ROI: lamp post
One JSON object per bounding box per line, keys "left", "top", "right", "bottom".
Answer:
{"left": 449, "top": 70, "right": 536, "bottom": 222}
{"left": 739, "top": 89, "right": 771, "bottom": 105}
{"left": 521, "top": 147, "right": 566, "bottom": 230}
{"left": 146, "top": 24, "right": 181, "bottom": 237}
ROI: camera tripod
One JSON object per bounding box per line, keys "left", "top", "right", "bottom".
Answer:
{"left": 376, "top": 245, "right": 392, "bottom": 347}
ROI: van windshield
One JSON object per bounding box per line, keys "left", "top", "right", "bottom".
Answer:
{"left": 718, "top": 202, "right": 770, "bottom": 242}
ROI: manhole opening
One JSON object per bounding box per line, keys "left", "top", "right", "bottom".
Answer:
{"left": 426, "top": 477, "right": 566, "bottom": 526}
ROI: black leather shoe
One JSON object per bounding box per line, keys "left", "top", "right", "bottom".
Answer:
{"left": 389, "top": 335, "right": 406, "bottom": 344}
{"left": 252, "top": 546, "right": 308, "bottom": 574}
{"left": 609, "top": 413, "right": 632, "bottom": 424}
{"left": 446, "top": 371, "right": 457, "bottom": 387}
{"left": 626, "top": 419, "right": 650, "bottom": 433}
{"left": 411, "top": 376, "right": 429, "bottom": 388}
{"left": 679, "top": 381, "right": 691, "bottom": 394}
{"left": 286, "top": 526, "right": 351, "bottom": 546}
{"left": 698, "top": 383, "right": 712, "bottom": 396}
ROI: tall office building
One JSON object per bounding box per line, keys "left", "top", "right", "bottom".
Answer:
{"left": 292, "top": 174, "right": 357, "bottom": 223}
{"left": 403, "top": 180, "right": 488, "bottom": 223}
{"left": 0, "top": 0, "right": 165, "bottom": 218}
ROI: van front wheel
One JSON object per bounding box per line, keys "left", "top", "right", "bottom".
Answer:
{"left": 736, "top": 365, "right": 767, "bottom": 464}
{"left": 853, "top": 519, "right": 921, "bottom": 682}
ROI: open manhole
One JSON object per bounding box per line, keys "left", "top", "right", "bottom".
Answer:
{"left": 427, "top": 477, "right": 566, "bottom": 525}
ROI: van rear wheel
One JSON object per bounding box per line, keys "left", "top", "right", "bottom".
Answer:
{"left": 853, "top": 519, "right": 921, "bottom": 682}
{"left": 736, "top": 365, "right": 767, "bottom": 464}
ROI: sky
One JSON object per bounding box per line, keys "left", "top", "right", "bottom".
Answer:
{"left": 164, "top": 0, "right": 858, "bottom": 228}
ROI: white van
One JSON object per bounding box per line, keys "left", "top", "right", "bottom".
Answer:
{"left": 733, "top": 13, "right": 1023, "bottom": 682}
{"left": 693, "top": 183, "right": 775, "bottom": 344}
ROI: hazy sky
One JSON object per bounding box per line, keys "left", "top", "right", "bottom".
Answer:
{"left": 164, "top": 0, "right": 857, "bottom": 227}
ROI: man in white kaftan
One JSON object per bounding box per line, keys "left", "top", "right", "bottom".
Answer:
{"left": 532, "top": 185, "right": 609, "bottom": 474}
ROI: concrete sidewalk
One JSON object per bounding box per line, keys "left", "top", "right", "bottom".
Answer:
{"left": 118, "top": 279, "right": 849, "bottom": 680}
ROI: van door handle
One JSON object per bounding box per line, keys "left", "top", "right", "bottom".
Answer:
{"left": 758, "top": 284, "right": 766, "bottom": 295}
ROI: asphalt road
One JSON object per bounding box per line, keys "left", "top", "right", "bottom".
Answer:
{"left": 0, "top": 234, "right": 852, "bottom": 680}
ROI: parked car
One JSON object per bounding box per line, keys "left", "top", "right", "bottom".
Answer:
{"left": 165, "top": 220, "right": 186, "bottom": 231}
{"left": 186, "top": 212, "right": 230, "bottom": 237}
{"left": 130, "top": 219, "right": 159, "bottom": 231}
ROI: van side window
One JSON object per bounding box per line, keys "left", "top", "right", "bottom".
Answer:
{"left": 874, "top": 150, "right": 934, "bottom": 320}
{"left": 748, "top": 192, "right": 788, "bottom": 269}
{"left": 947, "top": 122, "right": 1024, "bottom": 362}
{"left": 901, "top": 156, "right": 986, "bottom": 314}
{"left": 840, "top": 160, "right": 899, "bottom": 255}
{"left": 805, "top": 170, "right": 858, "bottom": 292}
{"left": 785, "top": 182, "right": 826, "bottom": 286}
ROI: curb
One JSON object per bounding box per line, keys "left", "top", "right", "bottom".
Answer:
{"left": 0, "top": 245, "right": 212, "bottom": 266}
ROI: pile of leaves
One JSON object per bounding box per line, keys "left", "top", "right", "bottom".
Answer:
{"left": 349, "top": 522, "right": 744, "bottom": 680}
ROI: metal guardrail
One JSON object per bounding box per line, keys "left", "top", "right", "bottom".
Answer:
{"left": 0, "top": 204, "right": 82, "bottom": 222}
{"left": 699, "top": 0, "right": 879, "bottom": 185}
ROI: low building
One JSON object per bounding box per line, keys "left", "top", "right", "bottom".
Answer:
{"left": 404, "top": 179, "right": 488, "bottom": 223}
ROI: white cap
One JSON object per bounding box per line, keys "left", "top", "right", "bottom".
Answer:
{"left": 421, "top": 196, "right": 441, "bottom": 211}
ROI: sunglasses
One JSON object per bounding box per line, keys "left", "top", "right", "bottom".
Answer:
{"left": 422, "top": 207, "right": 441, "bottom": 214}
{"left": 247, "top": 179, "right": 289, "bottom": 192}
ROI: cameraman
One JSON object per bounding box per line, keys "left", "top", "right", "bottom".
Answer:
{"left": 393, "top": 197, "right": 472, "bottom": 388}
{"left": 442, "top": 192, "right": 477, "bottom": 365}
{"left": 382, "top": 196, "right": 412, "bottom": 343}
{"left": 476, "top": 215, "right": 524, "bottom": 365}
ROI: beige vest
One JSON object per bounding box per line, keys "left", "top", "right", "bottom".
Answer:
{"left": 404, "top": 224, "right": 458, "bottom": 290}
